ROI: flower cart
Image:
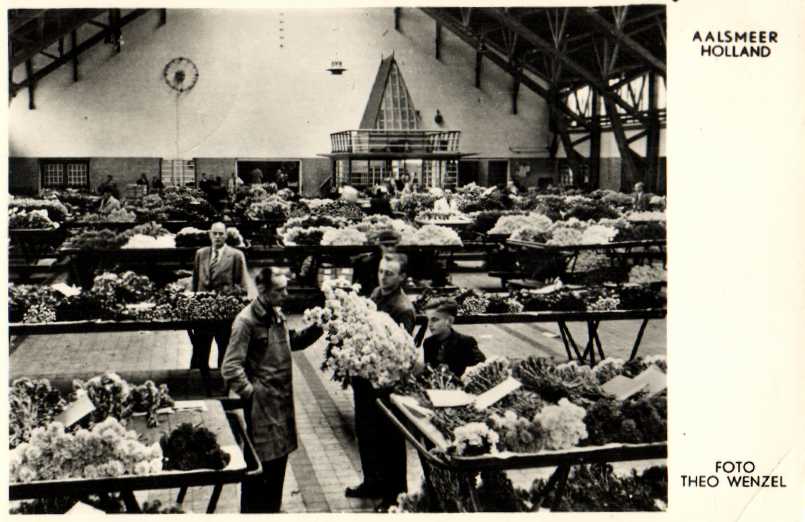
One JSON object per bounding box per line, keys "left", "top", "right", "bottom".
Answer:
{"left": 10, "top": 400, "right": 261, "bottom": 513}
{"left": 377, "top": 393, "right": 667, "bottom": 512}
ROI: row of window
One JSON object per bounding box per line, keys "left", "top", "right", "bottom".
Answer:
{"left": 38, "top": 160, "right": 196, "bottom": 190}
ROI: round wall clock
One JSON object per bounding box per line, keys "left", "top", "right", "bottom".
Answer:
{"left": 163, "top": 57, "right": 199, "bottom": 93}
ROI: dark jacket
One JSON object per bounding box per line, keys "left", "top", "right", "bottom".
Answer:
{"left": 369, "top": 196, "right": 393, "bottom": 216}
{"left": 370, "top": 286, "right": 415, "bottom": 335}
{"left": 222, "top": 298, "right": 322, "bottom": 461}
{"left": 351, "top": 251, "right": 381, "bottom": 297}
{"left": 423, "top": 328, "right": 486, "bottom": 378}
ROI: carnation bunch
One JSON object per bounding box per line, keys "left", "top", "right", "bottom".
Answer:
{"left": 581, "top": 224, "right": 618, "bottom": 245}
{"left": 412, "top": 224, "right": 463, "bottom": 246}
{"left": 10, "top": 418, "right": 162, "bottom": 483}
{"left": 462, "top": 357, "right": 511, "bottom": 394}
{"left": 451, "top": 422, "right": 500, "bottom": 456}
{"left": 533, "top": 398, "right": 588, "bottom": 450}
{"left": 629, "top": 264, "right": 667, "bottom": 284}
{"left": 305, "top": 278, "right": 418, "bottom": 389}
{"left": 320, "top": 226, "right": 368, "bottom": 246}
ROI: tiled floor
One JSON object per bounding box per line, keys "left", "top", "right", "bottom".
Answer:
{"left": 9, "top": 269, "right": 667, "bottom": 513}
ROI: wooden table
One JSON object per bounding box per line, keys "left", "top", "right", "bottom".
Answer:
{"left": 9, "top": 400, "right": 260, "bottom": 513}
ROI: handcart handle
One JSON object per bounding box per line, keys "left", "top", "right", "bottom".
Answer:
{"left": 224, "top": 410, "right": 263, "bottom": 478}
{"left": 376, "top": 398, "right": 450, "bottom": 469}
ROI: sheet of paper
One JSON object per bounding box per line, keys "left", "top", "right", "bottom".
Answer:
{"left": 173, "top": 400, "right": 208, "bottom": 411}
{"left": 632, "top": 366, "right": 667, "bottom": 396}
{"left": 601, "top": 375, "right": 649, "bottom": 401}
{"left": 66, "top": 502, "right": 106, "bottom": 515}
{"left": 426, "top": 389, "right": 475, "bottom": 408}
{"left": 473, "top": 377, "right": 522, "bottom": 410}
{"left": 54, "top": 393, "right": 95, "bottom": 427}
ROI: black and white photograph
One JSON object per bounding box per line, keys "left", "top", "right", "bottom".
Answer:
{"left": 4, "top": 2, "right": 803, "bottom": 519}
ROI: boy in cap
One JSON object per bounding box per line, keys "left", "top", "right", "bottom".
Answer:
{"left": 423, "top": 298, "right": 486, "bottom": 378}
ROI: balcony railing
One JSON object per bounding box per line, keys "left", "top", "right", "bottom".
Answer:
{"left": 330, "top": 130, "right": 461, "bottom": 154}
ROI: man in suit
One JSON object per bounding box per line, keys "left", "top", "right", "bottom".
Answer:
{"left": 347, "top": 253, "right": 415, "bottom": 512}
{"left": 632, "top": 182, "right": 652, "bottom": 211}
{"left": 423, "top": 298, "right": 486, "bottom": 378}
{"left": 190, "top": 222, "right": 251, "bottom": 372}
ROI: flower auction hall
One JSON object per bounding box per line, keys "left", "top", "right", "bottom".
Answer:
{"left": 8, "top": 6, "right": 667, "bottom": 514}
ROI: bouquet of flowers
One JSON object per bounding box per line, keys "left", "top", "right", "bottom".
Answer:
{"left": 9, "top": 197, "right": 70, "bottom": 222}
{"left": 629, "top": 264, "right": 667, "bottom": 284}
{"left": 10, "top": 418, "right": 163, "bottom": 483}
{"left": 546, "top": 226, "right": 583, "bottom": 246}
{"left": 533, "top": 398, "right": 588, "bottom": 450}
{"left": 304, "top": 278, "right": 418, "bottom": 389}
{"left": 245, "top": 196, "right": 291, "bottom": 221}
{"left": 581, "top": 224, "right": 618, "bottom": 245}
{"left": 489, "top": 214, "right": 535, "bottom": 235}
{"left": 412, "top": 224, "right": 463, "bottom": 246}
{"left": 90, "top": 271, "right": 155, "bottom": 309}
{"left": 301, "top": 200, "right": 364, "bottom": 221}
{"left": 9, "top": 208, "right": 58, "bottom": 229}
{"left": 451, "top": 422, "right": 500, "bottom": 456}
{"left": 9, "top": 378, "right": 68, "bottom": 449}
{"left": 281, "top": 226, "right": 329, "bottom": 246}
{"left": 626, "top": 211, "right": 666, "bottom": 223}
{"left": 320, "top": 227, "right": 368, "bottom": 246}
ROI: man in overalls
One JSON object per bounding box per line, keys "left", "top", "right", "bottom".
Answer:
{"left": 222, "top": 267, "right": 323, "bottom": 513}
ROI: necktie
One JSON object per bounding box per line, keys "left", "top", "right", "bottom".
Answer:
{"left": 210, "top": 249, "right": 219, "bottom": 271}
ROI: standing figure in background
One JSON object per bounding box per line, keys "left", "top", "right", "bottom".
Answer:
{"left": 136, "top": 173, "right": 150, "bottom": 193}
{"left": 151, "top": 175, "right": 164, "bottom": 195}
{"left": 227, "top": 171, "right": 243, "bottom": 203}
{"left": 275, "top": 167, "right": 288, "bottom": 190}
{"left": 632, "top": 182, "right": 651, "bottom": 211}
{"left": 222, "top": 267, "right": 323, "bottom": 513}
{"left": 190, "top": 222, "right": 251, "bottom": 374}
{"left": 97, "top": 175, "right": 120, "bottom": 199}
{"left": 199, "top": 172, "right": 212, "bottom": 196}
{"left": 369, "top": 187, "right": 393, "bottom": 216}
{"left": 347, "top": 253, "right": 415, "bottom": 512}
{"left": 250, "top": 168, "right": 264, "bottom": 185}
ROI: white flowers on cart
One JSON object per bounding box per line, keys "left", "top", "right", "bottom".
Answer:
{"left": 532, "top": 398, "right": 588, "bottom": 450}
{"left": 452, "top": 422, "right": 500, "bottom": 456}
{"left": 304, "top": 278, "right": 419, "bottom": 389}
{"left": 9, "top": 417, "right": 163, "bottom": 483}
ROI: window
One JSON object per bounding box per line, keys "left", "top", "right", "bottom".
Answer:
{"left": 40, "top": 160, "right": 90, "bottom": 189}
{"left": 160, "top": 159, "right": 196, "bottom": 187}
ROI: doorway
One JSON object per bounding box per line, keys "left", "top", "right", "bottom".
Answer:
{"left": 236, "top": 160, "right": 301, "bottom": 191}
{"left": 487, "top": 160, "right": 509, "bottom": 188}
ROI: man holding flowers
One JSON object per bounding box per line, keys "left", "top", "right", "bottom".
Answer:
{"left": 347, "top": 253, "right": 415, "bottom": 512}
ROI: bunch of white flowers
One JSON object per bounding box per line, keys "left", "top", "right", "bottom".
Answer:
{"left": 320, "top": 227, "right": 368, "bottom": 246}
{"left": 629, "top": 264, "right": 667, "bottom": 284}
{"left": 587, "top": 295, "right": 621, "bottom": 312}
{"left": 121, "top": 234, "right": 176, "bottom": 249}
{"left": 554, "top": 361, "right": 597, "bottom": 385}
{"left": 488, "top": 214, "right": 532, "bottom": 235}
{"left": 546, "top": 226, "right": 583, "bottom": 246}
{"left": 304, "top": 278, "right": 418, "bottom": 389}
{"left": 592, "top": 358, "right": 625, "bottom": 384}
{"left": 412, "top": 224, "right": 463, "bottom": 246}
{"left": 451, "top": 422, "right": 500, "bottom": 456}
{"left": 9, "top": 417, "right": 162, "bottom": 483}
{"left": 627, "top": 211, "right": 666, "bottom": 222}
{"left": 581, "top": 224, "right": 618, "bottom": 245}
{"left": 532, "top": 398, "right": 588, "bottom": 450}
